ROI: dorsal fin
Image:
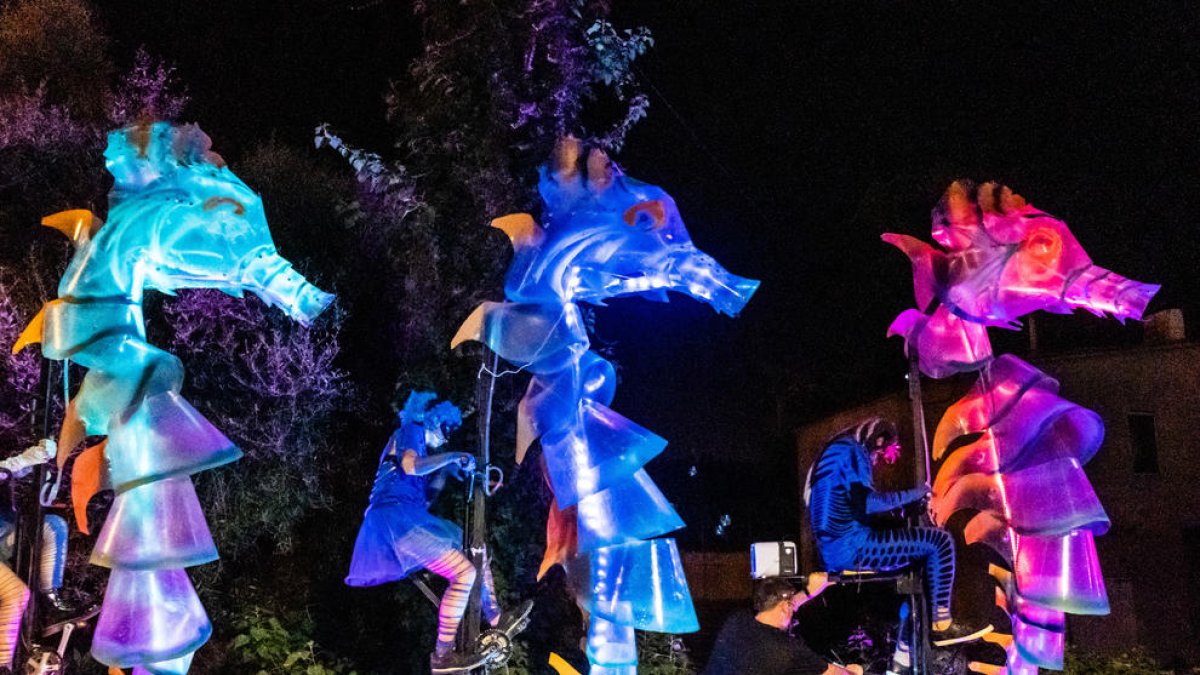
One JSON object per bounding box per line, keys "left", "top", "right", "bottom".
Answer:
{"left": 42, "top": 209, "right": 102, "bottom": 246}
{"left": 12, "top": 304, "right": 46, "bottom": 354}
{"left": 491, "top": 213, "right": 544, "bottom": 250}
{"left": 72, "top": 440, "right": 109, "bottom": 535}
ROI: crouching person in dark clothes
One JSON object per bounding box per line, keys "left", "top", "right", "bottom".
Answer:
{"left": 704, "top": 575, "right": 863, "bottom": 675}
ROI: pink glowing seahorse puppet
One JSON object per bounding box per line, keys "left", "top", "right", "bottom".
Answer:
{"left": 453, "top": 138, "right": 758, "bottom": 673}
{"left": 885, "top": 181, "right": 1158, "bottom": 674}
{"left": 13, "top": 122, "right": 332, "bottom": 674}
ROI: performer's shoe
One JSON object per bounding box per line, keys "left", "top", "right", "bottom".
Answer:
{"left": 931, "top": 619, "right": 994, "bottom": 647}
{"left": 430, "top": 649, "right": 488, "bottom": 673}
{"left": 491, "top": 599, "right": 534, "bottom": 637}
{"left": 39, "top": 590, "right": 100, "bottom": 637}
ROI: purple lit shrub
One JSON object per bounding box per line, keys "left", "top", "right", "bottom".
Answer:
{"left": 159, "top": 289, "right": 351, "bottom": 555}
{"left": 107, "top": 48, "right": 189, "bottom": 126}
{"left": 0, "top": 275, "right": 41, "bottom": 446}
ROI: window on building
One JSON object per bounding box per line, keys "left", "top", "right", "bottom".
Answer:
{"left": 1129, "top": 413, "right": 1159, "bottom": 474}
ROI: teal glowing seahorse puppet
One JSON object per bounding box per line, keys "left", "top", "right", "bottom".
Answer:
{"left": 14, "top": 122, "right": 333, "bottom": 674}
{"left": 886, "top": 181, "right": 1158, "bottom": 674}
{"left": 453, "top": 138, "right": 758, "bottom": 673}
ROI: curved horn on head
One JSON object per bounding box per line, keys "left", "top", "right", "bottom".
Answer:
{"left": 553, "top": 136, "right": 582, "bottom": 182}
{"left": 586, "top": 148, "right": 613, "bottom": 192}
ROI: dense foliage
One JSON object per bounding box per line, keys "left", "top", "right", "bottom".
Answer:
{"left": 0, "top": 0, "right": 658, "bottom": 672}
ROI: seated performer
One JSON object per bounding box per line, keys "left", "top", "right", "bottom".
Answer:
{"left": 805, "top": 417, "right": 987, "bottom": 646}
{"left": 705, "top": 574, "right": 863, "bottom": 675}
{"left": 345, "top": 392, "right": 532, "bottom": 673}
{"left": 0, "top": 439, "right": 95, "bottom": 672}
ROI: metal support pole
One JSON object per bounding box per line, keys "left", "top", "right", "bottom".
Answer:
{"left": 19, "top": 358, "right": 55, "bottom": 654}
{"left": 460, "top": 346, "right": 499, "bottom": 664}
{"left": 905, "top": 351, "right": 932, "bottom": 675}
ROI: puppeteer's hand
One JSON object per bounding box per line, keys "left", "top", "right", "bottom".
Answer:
{"left": 37, "top": 438, "right": 56, "bottom": 462}
{"left": 805, "top": 572, "right": 831, "bottom": 599}
{"left": 845, "top": 665, "right": 864, "bottom": 675}
{"left": 453, "top": 453, "right": 476, "bottom": 475}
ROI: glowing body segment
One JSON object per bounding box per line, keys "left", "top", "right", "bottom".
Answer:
{"left": 455, "top": 140, "right": 757, "bottom": 672}
{"left": 886, "top": 181, "right": 1157, "bottom": 672}
{"left": 15, "top": 123, "right": 332, "bottom": 672}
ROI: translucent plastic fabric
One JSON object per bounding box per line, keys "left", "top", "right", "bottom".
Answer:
{"left": 133, "top": 653, "right": 193, "bottom": 675}
{"left": 37, "top": 299, "right": 145, "bottom": 361}
{"left": 91, "top": 569, "right": 211, "bottom": 667}
{"left": 962, "top": 512, "right": 1012, "bottom": 565}
{"left": 575, "top": 470, "right": 685, "bottom": 553}
{"left": 885, "top": 181, "right": 1158, "bottom": 379}
{"left": 569, "top": 539, "right": 699, "bottom": 633}
{"left": 455, "top": 140, "right": 757, "bottom": 672}
{"left": 1014, "top": 531, "right": 1109, "bottom": 615}
{"left": 935, "top": 457, "right": 1108, "bottom": 538}
{"left": 105, "top": 391, "right": 241, "bottom": 492}
{"left": 541, "top": 402, "right": 668, "bottom": 507}
{"left": 15, "top": 123, "right": 332, "bottom": 673}
{"left": 1003, "top": 459, "right": 1108, "bottom": 536}
{"left": 586, "top": 615, "right": 637, "bottom": 674}
{"left": 91, "top": 476, "right": 217, "bottom": 570}
{"left": 1002, "top": 648, "right": 1040, "bottom": 675}
{"left": 1013, "top": 596, "right": 1065, "bottom": 631}
{"left": 932, "top": 356, "right": 1104, "bottom": 469}
{"left": 891, "top": 182, "right": 1156, "bottom": 672}
{"left": 1013, "top": 614, "right": 1065, "bottom": 669}
{"left": 887, "top": 305, "right": 992, "bottom": 378}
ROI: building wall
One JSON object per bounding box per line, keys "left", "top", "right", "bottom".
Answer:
{"left": 792, "top": 341, "right": 1200, "bottom": 666}
{"left": 1035, "top": 341, "right": 1200, "bottom": 667}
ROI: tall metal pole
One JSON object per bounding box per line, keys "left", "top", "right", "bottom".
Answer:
{"left": 905, "top": 350, "right": 932, "bottom": 675}
{"left": 19, "top": 358, "right": 54, "bottom": 653}
{"left": 460, "top": 345, "right": 499, "bottom": 662}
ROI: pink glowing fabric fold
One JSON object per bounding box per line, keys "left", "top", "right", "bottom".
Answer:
{"left": 889, "top": 181, "right": 1156, "bottom": 672}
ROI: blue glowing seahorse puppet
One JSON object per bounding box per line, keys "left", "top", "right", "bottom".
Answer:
{"left": 453, "top": 138, "right": 758, "bottom": 673}
{"left": 886, "top": 181, "right": 1158, "bottom": 674}
{"left": 13, "top": 122, "right": 333, "bottom": 674}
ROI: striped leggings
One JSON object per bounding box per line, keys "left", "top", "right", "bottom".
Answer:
{"left": 425, "top": 548, "right": 501, "bottom": 654}
{"left": 0, "top": 516, "right": 69, "bottom": 667}
{"left": 852, "top": 527, "right": 955, "bottom": 623}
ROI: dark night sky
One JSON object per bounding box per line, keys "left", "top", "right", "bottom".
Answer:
{"left": 89, "top": 2, "right": 1200, "bottom": 539}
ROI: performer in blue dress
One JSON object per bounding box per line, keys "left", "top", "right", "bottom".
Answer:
{"left": 346, "top": 392, "right": 531, "bottom": 673}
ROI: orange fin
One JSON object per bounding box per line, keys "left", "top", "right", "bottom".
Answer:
{"left": 12, "top": 304, "right": 46, "bottom": 354}
{"left": 538, "top": 497, "right": 578, "bottom": 580}
{"left": 57, "top": 397, "right": 86, "bottom": 473}
{"left": 548, "top": 653, "right": 582, "bottom": 675}
{"left": 42, "top": 209, "right": 102, "bottom": 246}
{"left": 491, "top": 213, "right": 544, "bottom": 250}
{"left": 72, "top": 440, "right": 107, "bottom": 535}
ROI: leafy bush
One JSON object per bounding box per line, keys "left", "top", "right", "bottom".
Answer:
{"left": 1063, "top": 647, "right": 1175, "bottom": 675}
{"left": 636, "top": 632, "right": 696, "bottom": 675}
{"left": 229, "top": 606, "right": 357, "bottom": 675}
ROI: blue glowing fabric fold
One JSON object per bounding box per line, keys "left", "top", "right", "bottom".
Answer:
{"left": 454, "top": 139, "right": 757, "bottom": 672}
{"left": 541, "top": 402, "right": 668, "bottom": 507}
{"left": 568, "top": 538, "right": 699, "bottom": 633}
{"left": 575, "top": 470, "right": 685, "bottom": 552}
